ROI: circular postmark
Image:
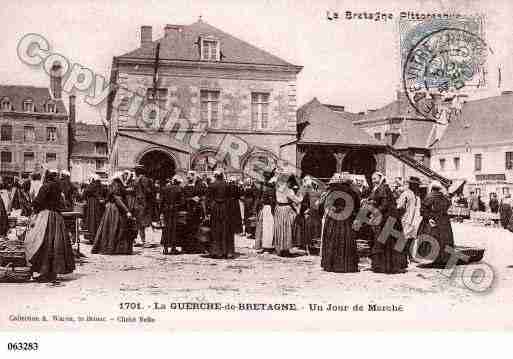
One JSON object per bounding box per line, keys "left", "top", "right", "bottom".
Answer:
{"left": 403, "top": 28, "right": 489, "bottom": 121}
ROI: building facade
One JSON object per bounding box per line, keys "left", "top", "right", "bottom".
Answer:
{"left": 0, "top": 80, "right": 70, "bottom": 178}
{"left": 431, "top": 91, "right": 513, "bottom": 199}
{"left": 70, "top": 123, "right": 108, "bottom": 183}
{"left": 107, "top": 20, "right": 301, "bottom": 181}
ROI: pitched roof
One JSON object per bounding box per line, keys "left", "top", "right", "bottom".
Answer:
{"left": 435, "top": 93, "right": 513, "bottom": 149}
{"left": 297, "top": 98, "right": 383, "bottom": 147}
{"left": 74, "top": 122, "right": 107, "bottom": 143}
{"left": 356, "top": 91, "right": 427, "bottom": 123}
{"left": 0, "top": 85, "right": 66, "bottom": 114}
{"left": 119, "top": 20, "right": 300, "bottom": 68}
{"left": 393, "top": 120, "right": 438, "bottom": 150}
{"left": 323, "top": 104, "right": 362, "bottom": 122}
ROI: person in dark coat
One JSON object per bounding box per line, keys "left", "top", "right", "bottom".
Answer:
{"left": 319, "top": 174, "right": 360, "bottom": 273}
{"left": 160, "top": 175, "right": 184, "bottom": 255}
{"left": 208, "top": 169, "right": 234, "bottom": 259}
{"left": 500, "top": 194, "right": 512, "bottom": 228}
{"left": 133, "top": 165, "right": 153, "bottom": 247}
{"left": 417, "top": 181, "right": 455, "bottom": 267}
{"left": 25, "top": 169, "right": 75, "bottom": 283}
{"left": 227, "top": 176, "right": 243, "bottom": 238}
{"left": 92, "top": 176, "right": 134, "bottom": 255}
{"left": 181, "top": 171, "right": 205, "bottom": 252}
{"left": 0, "top": 182, "right": 9, "bottom": 236}
{"left": 83, "top": 174, "right": 105, "bottom": 244}
{"left": 242, "top": 178, "right": 257, "bottom": 238}
{"left": 367, "top": 171, "right": 408, "bottom": 274}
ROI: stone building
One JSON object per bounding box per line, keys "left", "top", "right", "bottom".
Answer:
{"left": 106, "top": 20, "right": 301, "bottom": 181}
{"left": 70, "top": 123, "right": 108, "bottom": 183}
{"left": 352, "top": 91, "right": 439, "bottom": 170}
{"left": 0, "top": 71, "right": 71, "bottom": 178}
{"left": 431, "top": 91, "right": 513, "bottom": 199}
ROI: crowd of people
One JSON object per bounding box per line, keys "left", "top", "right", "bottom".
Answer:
{"left": 3, "top": 164, "right": 484, "bottom": 284}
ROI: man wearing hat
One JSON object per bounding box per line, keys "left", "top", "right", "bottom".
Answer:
{"left": 133, "top": 164, "right": 154, "bottom": 247}
{"left": 397, "top": 176, "right": 422, "bottom": 261}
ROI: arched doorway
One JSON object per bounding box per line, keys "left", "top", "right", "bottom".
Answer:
{"left": 301, "top": 148, "right": 336, "bottom": 181}
{"left": 341, "top": 149, "right": 377, "bottom": 185}
{"left": 138, "top": 150, "right": 176, "bottom": 182}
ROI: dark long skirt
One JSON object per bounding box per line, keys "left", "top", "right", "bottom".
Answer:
{"left": 85, "top": 197, "right": 103, "bottom": 240}
{"left": 304, "top": 209, "right": 322, "bottom": 248}
{"left": 209, "top": 202, "right": 233, "bottom": 258}
{"left": 0, "top": 196, "right": 8, "bottom": 236}
{"left": 161, "top": 208, "right": 179, "bottom": 249}
{"left": 292, "top": 214, "right": 306, "bottom": 247}
{"left": 321, "top": 216, "right": 358, "bottom": 273}
{"left": 228, "top": 199, "right": 242, "bottom": 235}
{"left": 92, "top": 202, "right": 133, "bottom": 255}
{"left": 417, "top": 217, "right": 454, "bottom": 265}
{"left": 30, "top": 211, "right": 75, "bottom": 279}
{"left": 370, "top": 217, "right": 408, "bottom": 273}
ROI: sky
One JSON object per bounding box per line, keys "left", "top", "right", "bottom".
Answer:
{"left": 1, "top": 0, "right": 512, "bottom": 124}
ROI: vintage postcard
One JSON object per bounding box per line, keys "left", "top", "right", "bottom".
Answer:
{"left": 1, "top": 0, "right": 512, "bottom": 340}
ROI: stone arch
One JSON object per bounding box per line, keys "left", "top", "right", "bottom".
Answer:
{"left": 190, "top": 147, "right": 228, "bottom": 173}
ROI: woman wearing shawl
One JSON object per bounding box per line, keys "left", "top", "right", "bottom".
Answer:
{"left": 25, "top": 169, "right": 75, "bottom": 283}
{"left": 83, "top": 174, "right": 105, "bottom": 243}
{"left": 417, "top": 181, "right": 454, "bottom": 267}
{"left": 319, "top": 173, "right": 360, "bottom": 273}
{"left": 208, "top": 169, "right": 234, "bottom": 259}
{"left": 367, "top": 171, "right": 408, "bottom": 274}
{"left": 160, "top": 175, "right": 184, "bottom": 255}
{"left": 92, "top": 174, "right": 134, "bottom": 255}
{"left": 274, "top": 172, "right": 307, "bottom": 257}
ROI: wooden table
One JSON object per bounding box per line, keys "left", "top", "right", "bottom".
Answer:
{"left": 62, "top": 211, "right": 83, "bottom": 256}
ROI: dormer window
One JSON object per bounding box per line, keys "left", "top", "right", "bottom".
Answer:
{"left": 0, "top": 97, "right": 11, "bottom": 111}
{"left": 23, "top": 99, "right": 34, "bottom": 112}
{"left": 201, "top": 37, "right": 220, "bottom": 61}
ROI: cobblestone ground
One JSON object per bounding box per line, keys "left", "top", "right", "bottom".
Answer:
{"left": 2, "top": 222, "right": 513, "bottom": 330}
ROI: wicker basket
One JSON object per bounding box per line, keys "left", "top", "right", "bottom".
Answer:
{"left": 0, "top": 264, "right": 32, "bottom": 283}
{"left": 0, "top": 248, "right": 27, "bottom": 267}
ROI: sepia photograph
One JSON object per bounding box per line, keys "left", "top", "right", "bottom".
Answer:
{"left": 0, "top": 0, "right": 512, "bottom": 344}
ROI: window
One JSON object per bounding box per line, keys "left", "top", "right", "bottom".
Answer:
{"left": 46, "top": 153, "right": 57, "bottom": 164}
{"left": 1, "top": 151, "right": 12, "bottom": 163}
{"left": 453, "top": 157, "right": 460, "bottom": 170}
{"left": 503, "top": 187, "right": 510, "bottom": 196}
{"left": 506, "top": 152, "right": 513, "bottom": 170}
{"left": 439, "top": 158, "right": 446, "bottom": 171}
{"left": 0, "top": 98, "right": 11, "bottom": 111}
{"left": 374, "top": 132, "right": 382, "bottom": 141}
{"left": 118, "top": 97, "right": 130, "bottom": 115}
{"left": 1, "top": 125, "right": 12, "bottom": 141}
{"left": 200, "top": 90, "right": 220, "bottom": 128}
{"left": 251, "top": 93, "right": 270, "bottom": 129}
{"left": 201, "top": 38, "right": 219, "bottom": 61}
{"left": 23, "top": 99, "right": 34, "bottom": 112}
{"left": 47, "top": 127, "right": 57, "bottom": 142}
{"left": 23, "top": 152, "right": 35, "bottom": 171}
{"left": 24, "top": 126, "right": 35, "bottom": 142}
{"left": 95, "top": 159, "right": 106, "bottom": 171}
{"left": 475, "top": 154, "right": 482, "bottom": 171}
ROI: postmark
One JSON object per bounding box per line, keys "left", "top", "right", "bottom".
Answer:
{"left": 402, "top": 27, "right": 489, "bottom": 121}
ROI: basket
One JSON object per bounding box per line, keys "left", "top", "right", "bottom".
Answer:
{"left": 8, "top": 216, "right": 17, "bottom": 228}
{"left": 0, "top": 264, "right": 32, "bottom": 283}
{"left": 455, "top": 246, "right": 485, "bottom": 264}
{"left": 0, "top": 247, "right": 27, "bottom": 267}
{"left": 177, "top": 211, "right": 188, "bottom": 225}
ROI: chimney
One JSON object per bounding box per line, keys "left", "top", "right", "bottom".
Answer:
{"left": 164, "top": 24, "right": 182, "bottom": 37}
{"left": 68, "top": 94, "right": 76, "bottom": 171}
{"left": 141, "top": 25, "right": 152, "bottom": 46}
{"left": 50, "top": 61, "right": 63, "bottom": 100}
